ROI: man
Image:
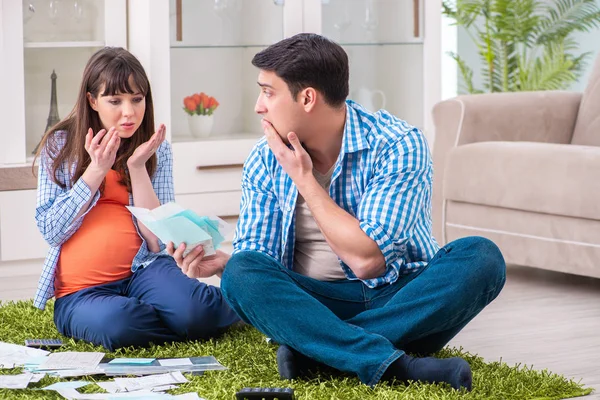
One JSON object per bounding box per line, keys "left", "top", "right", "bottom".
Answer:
{"left": 169, "top": 33, "right": 505, "bottom": 391}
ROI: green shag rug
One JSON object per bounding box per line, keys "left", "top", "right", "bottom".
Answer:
{"left": 0, "top": 300, "right": 593, "bottom": 400}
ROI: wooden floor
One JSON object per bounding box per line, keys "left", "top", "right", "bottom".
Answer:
{"left": 1, "top": 261, "right": 598, "bottom": 398}
{"left": 449, "top": 265, "right": 600, "bottom": 399}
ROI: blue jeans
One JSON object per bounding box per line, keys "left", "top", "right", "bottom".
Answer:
{"left": 221, "top": 236, "right": 505, "bottom": 386}
{"left": 54, "top": 256, "right": 240, "bottom": 351}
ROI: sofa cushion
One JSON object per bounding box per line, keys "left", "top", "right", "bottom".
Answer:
{"left": 444, "top": 202, "right": 600, "bottom": 279}
{"left": 444, "top": 141, "right": 600, "bottom": 220}
{"left": 572, "top": 54, "right": 600, "bottom": 146}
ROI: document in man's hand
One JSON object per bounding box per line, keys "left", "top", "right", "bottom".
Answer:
{"left": 126, "top": 202, "right": 232, "bottom": 256}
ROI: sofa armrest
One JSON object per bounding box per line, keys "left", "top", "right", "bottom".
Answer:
{"left": 431, "top": 90, "right": 581, "bottom": 243}
{"left": 433, "top": 91, "right": 582, "bottom": 147}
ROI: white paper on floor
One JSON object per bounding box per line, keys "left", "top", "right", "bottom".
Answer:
{"left": 52, "top": 368, "right": 105, "bottom": 378}
{"left": 0, "top": 341, "right": 50, "bottom": 369}
{"left": 42, "top": 380, "right": 91, "bottom": 390}
{"left": 172, "top": 394, "right": 205, "bottom": 400}
{"left": 95, "top": 381, "right": 121, "bottom": 394}
{"left": 56, "top": 388, "right": 204, "bottom": 399}
{"left": 0, "top": 372, "right": 33, "bottom": 389}
{"left": 114, "top": 371, "right": 188, "bottom": 392}
{"left": 96, "top": 381, "right": 178, "bottom": 394}
{"left": 38, "top": 352, "right": 105, "bottom": 370}
{"left": 55, "top": 388, "right": 166, "bottom": 399}
{"left": 151, "top": 384, "right": 179, "bottom": 392}
{"left": 28, "top": 372, "right": 46, "bottom": 382}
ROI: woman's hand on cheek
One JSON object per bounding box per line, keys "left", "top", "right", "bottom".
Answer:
{"left": 85, "top": 126, "right": 120, "bottom": 174}
{"left": 127, "top": 124, "right": 166, "bottom": 170}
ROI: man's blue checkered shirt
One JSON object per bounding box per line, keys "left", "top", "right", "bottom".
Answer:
{"left": 33, "top": 132, "right": 174, "bottom": 310}
{"left": 232, "top": 100, "right": 440, "bottom": 288}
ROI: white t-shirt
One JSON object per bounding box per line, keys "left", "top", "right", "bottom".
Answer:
{"left": 293, "top": 166, "right": 346, "bottom": 281}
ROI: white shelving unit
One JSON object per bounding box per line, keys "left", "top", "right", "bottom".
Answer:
{"left": 24, "top": 41, "right": 106, "bottom": 48}
{"left": 0, "top": 0, "right": 127, "bottom": 166}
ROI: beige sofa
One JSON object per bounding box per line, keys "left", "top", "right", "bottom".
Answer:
{"left": 431, "top": 54, "right": 600, "bottom": 279}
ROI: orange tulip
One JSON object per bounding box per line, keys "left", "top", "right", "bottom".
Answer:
{"left": 191, "top": 93, "right": 201, "bottom": 106}
{"left": 183, "top": 96, "right": 197, "bottom": 112}
{"left": 198, "top": 93, "right": 208, "bottom": 109}
{"left": 209, "top": 97, "right": 221, "bottom": 109}
{"left": 184, "top": 92, "right": 219, "bottom": 115}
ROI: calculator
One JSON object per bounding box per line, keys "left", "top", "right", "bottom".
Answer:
{"left": 24, "top": 338, "right": 64, "bottom": 349}
{"left": 235, "top": 387, "right": 295, "bottom": 400}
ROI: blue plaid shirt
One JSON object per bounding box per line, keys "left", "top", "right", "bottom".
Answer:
{"left": 233, "top": 100, "right": 440, "bottom": 288}
{"left": 33, "top": 131, "right": 175, "bottom": 310}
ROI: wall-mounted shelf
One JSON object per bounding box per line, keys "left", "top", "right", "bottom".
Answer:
{"left": 24, "top": 41, "right": 105, "bottom": 49}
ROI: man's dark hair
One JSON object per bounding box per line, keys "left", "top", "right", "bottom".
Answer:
{"left": 252, "top": 33, "right": 349, "bottom": 107}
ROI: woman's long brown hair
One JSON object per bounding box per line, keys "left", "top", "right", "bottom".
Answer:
{"left": 33, "top": 47, "right": 157, "bottom": 192}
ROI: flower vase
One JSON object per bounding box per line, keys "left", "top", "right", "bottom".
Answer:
{"left": 188, "top": 114, "right": 214, "bottom": 138}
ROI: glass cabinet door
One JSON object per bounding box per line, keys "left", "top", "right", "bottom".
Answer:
{"left": 318, "top": 0, "right": 425, "bottom": 129}
{"left": 168, "top": 0, "right": 287, "bottom": 143}
{"left": 0, "top": 0, "right": 126, "bottom": 164}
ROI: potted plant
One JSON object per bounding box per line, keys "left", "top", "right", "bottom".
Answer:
{"left": 443, "top": 0, "right": 600, "bottom": 93}
{"left": 183, "top": 92, "right": 220, "bottom": 137}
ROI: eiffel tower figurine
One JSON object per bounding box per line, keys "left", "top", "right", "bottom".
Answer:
{"left": 33, "top": 70, "right": 60, "bottom": 154}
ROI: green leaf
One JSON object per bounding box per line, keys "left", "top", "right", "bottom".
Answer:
{"left": 449, "top": 52, "right": 481, "bottom": 93}
{"left": 447, "top": 0, "right": 600, "bottom": 94}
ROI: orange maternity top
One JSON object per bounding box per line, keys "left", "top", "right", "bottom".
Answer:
{"left": 54, "top": 169, "right": 142, "bottom": 298}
